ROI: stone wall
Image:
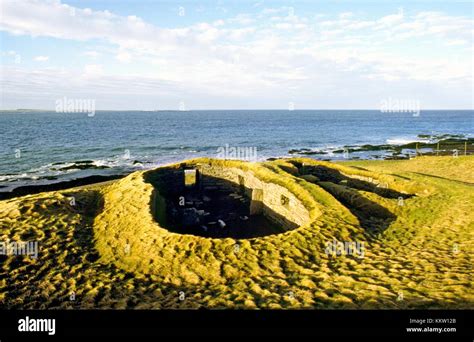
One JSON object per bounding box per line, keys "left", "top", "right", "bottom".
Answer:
{"left": 194, "top": 163, "right": 310, "bottom": 231}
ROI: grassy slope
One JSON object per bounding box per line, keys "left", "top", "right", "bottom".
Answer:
{"left": 0, "top": 156, "right": 472, "bottom": 309}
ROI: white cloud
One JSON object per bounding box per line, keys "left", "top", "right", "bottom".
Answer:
{"left": 0, "top": 1, "right": 472, "bottom": 109}
{"left": 445, "top": 39, "right": 468, "bottom": 46}
{"left": 213, "top": 19, "right": 225, "bottom": 27}
{"left": 83, "top": 64, "right": 104, "bottom": 77}
{"left": 228, "top": 14, "right": 254, "bottom": 25}
{"left": 339, "top": 12, "right": 353, "bottom": 19}
{"left": 4, "top": 50, "right": 17, "bottom": 56}
{"left": 377, "top": 13, "right": 404, "bottom": 27}
{"left": 116, "top": 50, "right": 131, "bottom": 63}
{"left": 83, "top": 50, "right": 101, "bottom": 58}
{"left": 34, "top": 55, "right": 49, "bottom": 62}
{"left": 274, "top": 23, "right": 292, "bottom": 30}
{"left": 262, "top": 7, "right": 293, "bottom": 15}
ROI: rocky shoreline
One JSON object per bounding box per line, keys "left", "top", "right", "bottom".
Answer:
{"left": 1, "top": 134, "right": 473, "bottom": 200}
{"left": 288, "top": 135, "right": 474, "bottom": 160}
{"left": 0, "top": 174, "right": 124, "bottom": 200}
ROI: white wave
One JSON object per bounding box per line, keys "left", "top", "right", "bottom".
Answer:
{"left": 386, "top": 138, "right": 425, "bottom": 145}
{"left": 0, "top": 173, "right": 28, "bottom": 182}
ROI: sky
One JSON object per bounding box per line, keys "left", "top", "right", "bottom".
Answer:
{"left": 0, "top": 0, "right": 473, "bottom": 110}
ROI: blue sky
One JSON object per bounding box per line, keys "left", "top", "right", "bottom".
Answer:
{"left": 1, "top": 0, "right": 472, "bottom": 109}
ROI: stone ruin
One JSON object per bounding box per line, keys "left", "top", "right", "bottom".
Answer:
{"left": 144, "top": 161, "right": 310, "bottom": 239}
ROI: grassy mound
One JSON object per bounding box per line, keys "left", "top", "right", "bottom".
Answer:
{"left": 0, "top": 156, "right": 472, "bottom": 308}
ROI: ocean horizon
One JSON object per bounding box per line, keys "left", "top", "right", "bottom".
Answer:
{"left": 1, "top": 109, "right": 473, "bottom": 192}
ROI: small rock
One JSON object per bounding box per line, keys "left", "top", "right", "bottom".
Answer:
{"left": 183, "top": 208, "right": 200, "bottom": 226}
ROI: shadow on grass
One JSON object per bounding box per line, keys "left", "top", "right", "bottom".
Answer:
{"left": 286, "top": 162, "right": 415, "bottom": 234}
{"left": 63, "top": 190, "right": 104, "bottom": 264}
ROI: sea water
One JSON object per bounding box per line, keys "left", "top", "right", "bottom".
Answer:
{"left": 1, "top": 110, "right": 472, "bottom": 191}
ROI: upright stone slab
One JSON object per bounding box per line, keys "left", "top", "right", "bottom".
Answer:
{"left": 184, "top": 169, "right": 197, "bottom": 187}
{"left": 249, "top": 188, "right": 263, "bottom": 215}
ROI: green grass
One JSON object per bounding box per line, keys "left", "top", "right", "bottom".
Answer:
{"left": 0, "top": 156, "right": 472, "bottom": 308}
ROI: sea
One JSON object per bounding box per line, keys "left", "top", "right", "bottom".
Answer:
{"left": 1, "top": 110, "right": 473, "bottom": 192}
